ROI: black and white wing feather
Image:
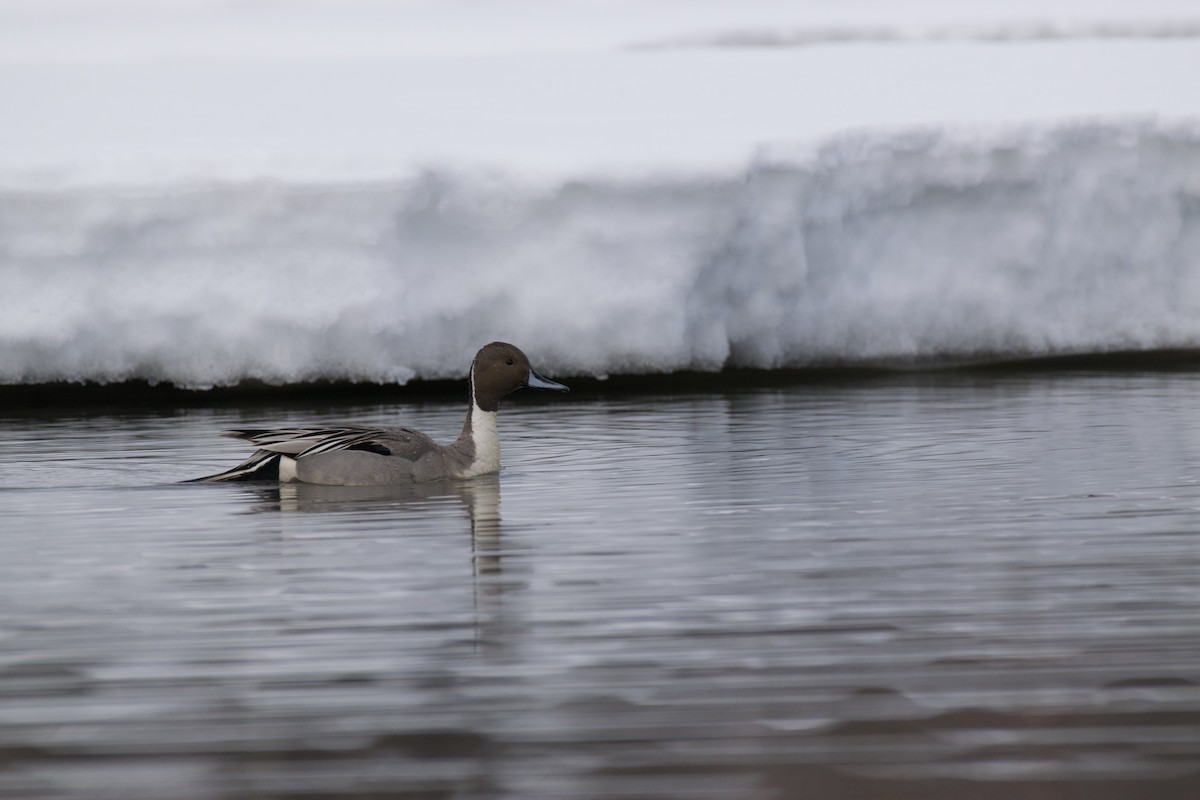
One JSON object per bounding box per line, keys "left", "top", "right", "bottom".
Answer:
{"left": 229, "top": 426, "right": 439, "bottom": 460}
{"left": 193, "top": 427, "right": 441, "bottom": 483}
{"left": 223, "top": 428, "right": 390, "bottom": 455}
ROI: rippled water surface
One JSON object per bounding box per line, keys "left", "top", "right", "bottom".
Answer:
{"left": 1, "top": 374, "right": 1199, "bottom": 799}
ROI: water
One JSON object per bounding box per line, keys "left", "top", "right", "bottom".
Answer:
{"left": 1, "top": 372, "right": 1198, "bottom": 799}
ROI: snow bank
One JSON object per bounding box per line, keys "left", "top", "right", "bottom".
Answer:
{"left": 3, "top": 121, "right": 1197, "bottom": 387}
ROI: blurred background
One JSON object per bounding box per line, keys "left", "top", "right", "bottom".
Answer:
{"left": 1, "top": 0, "right": 1199, "bottom": 387}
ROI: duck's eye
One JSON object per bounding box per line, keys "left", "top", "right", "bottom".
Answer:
{"left": 505, "top": 358, "right": 514, "bottom": 366}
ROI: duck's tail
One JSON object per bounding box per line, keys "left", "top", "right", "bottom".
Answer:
{"left": 186, "top": 450, "right": 284, "bottom": 483}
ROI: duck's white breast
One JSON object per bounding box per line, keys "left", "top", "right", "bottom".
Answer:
{"left": 464, "top": 406, "right": 500, "bottom": 477}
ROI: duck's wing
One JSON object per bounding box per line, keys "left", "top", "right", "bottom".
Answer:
{"left": 191, "top": 427, "right": 442, "bottom": 484}
{"left": 225, "top": 426, "right": 440, "bottom": 461}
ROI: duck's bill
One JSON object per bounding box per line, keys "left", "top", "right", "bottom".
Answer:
{"left": 526, "top": 369, "right": 570, "bottom": 393}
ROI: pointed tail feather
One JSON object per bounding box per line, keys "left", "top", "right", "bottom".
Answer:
{"left": 186, "top": 450, "right": 283, "bottom": 483}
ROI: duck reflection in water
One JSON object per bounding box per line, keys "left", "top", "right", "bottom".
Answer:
{"left": 237, "top": 475, "right": 511, "bottom": 643}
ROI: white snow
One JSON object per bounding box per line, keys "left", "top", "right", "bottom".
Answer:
{"left": 1, "top": 1, "right": 1198, "bottom": 386}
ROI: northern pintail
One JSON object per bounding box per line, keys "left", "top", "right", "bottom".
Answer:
{"left": 193, "top": 342, "right": 568, "bottom": 485}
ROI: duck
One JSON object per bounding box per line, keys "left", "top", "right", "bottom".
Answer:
{"left": 192, "top": 342, "right": 568, "bottom": 485}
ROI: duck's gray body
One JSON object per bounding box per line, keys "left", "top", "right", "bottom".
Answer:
{"left": 193, "top": 343, "right": 567, "bottom": 485}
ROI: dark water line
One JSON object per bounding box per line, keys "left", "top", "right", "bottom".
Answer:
{"left": 4, "top": 348, "right": 1200, "bottom": 411}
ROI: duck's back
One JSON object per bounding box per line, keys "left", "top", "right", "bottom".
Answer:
{"left": 225, "top": 426, "right": 435, "bottom": 459}
{"left": 349, "top": 426, "right": 441, "bottom": 462}
{"left": 199, "top": 426, "right": 452, "bottom": 485}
